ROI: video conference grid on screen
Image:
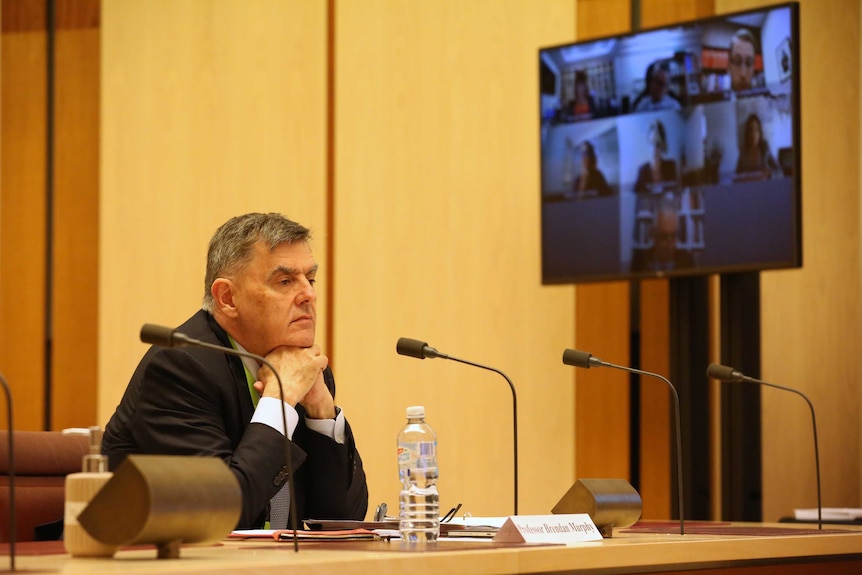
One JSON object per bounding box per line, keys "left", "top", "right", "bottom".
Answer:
{"left": 540, "top": 3, "right": 799, "bottom": 284}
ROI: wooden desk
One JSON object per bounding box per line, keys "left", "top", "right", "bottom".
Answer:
{"left": 4, "top": 524, "right": 862, "bottom": 575}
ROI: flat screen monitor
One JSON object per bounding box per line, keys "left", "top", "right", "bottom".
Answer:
{"left": 539, "top": 2, "right": 800, "bottom": 284}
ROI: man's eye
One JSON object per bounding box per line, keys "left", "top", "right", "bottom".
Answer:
{"left": 308, "top": 278, "right": 317, "bottom": 286}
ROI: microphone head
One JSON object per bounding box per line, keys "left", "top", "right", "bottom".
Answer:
{"left": 396, "top": 337, "right": 430, "bottom": 359}
{"left": 706, "top": 363, "right": 740, "bottom": 382}
{"left": 562, "top": 349, "right": 594, "bottom": 369}
{"left": 140, "top": 324, "right": 176, "bottom": 347}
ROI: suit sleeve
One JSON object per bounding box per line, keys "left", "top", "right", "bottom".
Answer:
{"left": 291, "top": 368, "right": 369, "bottom": 521}
{"left": 127, "top": 348, "right": 296, "bottom": 528}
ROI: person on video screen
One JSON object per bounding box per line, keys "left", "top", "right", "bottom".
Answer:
{"left": 735, "top": 113, "right": 780, "bottom": 179}
{"left": 634, "top": 120, "right": 678, "bottom": 194}
{"left": 631, "top": 194, "right": 695, "bottom": 272}
{"left": 728, "top": 29, "right": 757, "bottom": 92}
{"left": 570, "top": 70, "right": 596, "bottom": 120}
{"left": 633, "top": 63, "right": 681, "bottom": 112}
{"left": 573, "top": 140, "right": 612, "bottom": 198}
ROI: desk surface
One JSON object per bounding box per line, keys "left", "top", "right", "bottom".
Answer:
{"left": 4, "top": 523, "right": 862, "bottom": 575}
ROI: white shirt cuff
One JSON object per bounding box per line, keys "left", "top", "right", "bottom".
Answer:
{"left": 305, "top": 406, "right": 346, "bottom": 444}
{"left": 252, "top": 396, "right": 300, "bottom": 440}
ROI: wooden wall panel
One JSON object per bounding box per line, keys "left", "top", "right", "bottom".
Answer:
{"left": 95, "top": 0, "right": 862, "bottom": 525}
{"left": 1, "top": 0, "right": 100, "bottom": 432}
{"left": 333, "top": 0, "right": 577, "bottom": 517}
{"left": 98, "top": 0, "right": 328, "bottom": 423}
{"left": 716, "top": 0, "right": 862, "bottom": 520}
{"left": 640, "top": 0, "right": 714, "bottom": 27}
{"left": 573, "top": 0, "right": 631, "bottom": 492}
{"left": 0, "top": 21, "right": 46, "bottom": 430}
{"left": 574, "top": 282, "right": 631, "bottom": 480}
{"left": 639, "top": 278, "right": 671, "bottom": 519}
{"left": 0, "top": 1, "right": 48, "bottom": 432}
{"left": 720, "top": 0, "right": 862, "bottom": 520}
{"left": 578, "top": 0, "right": 630, "bottom": 38}
{"left": 574, "top": 0, "right": 715, "bottom": 522}
{"left": 52, "top": 7, "right": 100, "bottom": 430}
{"left": 640, "top": 0, "right": 715, "bottom": 526}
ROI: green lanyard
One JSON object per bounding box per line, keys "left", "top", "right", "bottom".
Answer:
{"left": 228, "top": 336, "right": 260, "bottom": 407}
{"left": 229, "top": 337, "right": 273, "bottom": 528}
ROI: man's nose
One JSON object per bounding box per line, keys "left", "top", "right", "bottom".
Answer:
{"left": 295, "top": 278, "right": 317, "bottom": 303}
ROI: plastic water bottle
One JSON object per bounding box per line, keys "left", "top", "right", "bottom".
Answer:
{"left": 397, "top": 405, "right": 439, "bottom": 542}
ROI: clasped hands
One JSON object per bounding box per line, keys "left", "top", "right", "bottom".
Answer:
{"left": 252, "top": 345, "right": 336, "bottom": 420}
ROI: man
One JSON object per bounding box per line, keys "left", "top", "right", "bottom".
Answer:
{"left": 633, "top": 64, "right": 681, "bottom": 112}
{"left": 103, "top": 213, "right": 368, "bottom": 529}
{"left": 631, "top": 194, "right": 695, "bottom": 273}
{"left": 728, "top": 29, "right": 757, "bottom": 92}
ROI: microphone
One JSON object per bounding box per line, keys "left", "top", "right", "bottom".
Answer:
{"left": 396, "top": 337, "right": 519, "bottom": 516}
{"left": 140, "top": 324, "right": 300, "bottom": 550}
{"left": 707, "top": 363, "right": 822, "bottom": 530}
{"left": 1, "top": 374, "right": 16, "bottom": 571}
{"left": 563, "top": 349, "right": 685, "bottom": 536}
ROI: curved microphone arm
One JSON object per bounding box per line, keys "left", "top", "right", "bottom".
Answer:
{"left": 1, "top": 373, "right": 15, "bottom": 570}
{"left": 446, "top": 355, "right": 519, "bottom": 517}
{"left": 395, "top": 337, "right": 519, "bottom": 516}
{"left": 706, "top": 363, "right": 822, "bottom": 531}
{"left": 602, "top": 360, "right": 685, "bottom": 537}
{"left": 564, "top": 348, "right": 685, "bottom": 536}
{"left": 742, "top": 377, "right": 821, "bottom": 531}
{"left": 141, "top": 325, "right": 300, "bottom": 551}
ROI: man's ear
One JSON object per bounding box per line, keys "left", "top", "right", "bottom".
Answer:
{"left": 211, "top": 278, "right": 238, "bottom": 319}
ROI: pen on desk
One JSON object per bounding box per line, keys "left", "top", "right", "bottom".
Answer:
{"left": 374, "top": 502, "right": 388, "bottom": 521}
{"left": 441, "top": 503, "right": 462, "bottom": 523}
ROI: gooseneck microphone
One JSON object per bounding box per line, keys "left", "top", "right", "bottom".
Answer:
{"left": 140, "top": 324, "right": 300, "bottom": 551}
{"left": 396, "top": 337, "right": 519, "bottom": 516}
{"left": 563, "top": 348, "right": 685, "bottom": 536}
{"left": 707, "top": 363, "right": 822, "bottom": 530}
{"left": 1, "top": 373, "right": 16, "bottom": 570}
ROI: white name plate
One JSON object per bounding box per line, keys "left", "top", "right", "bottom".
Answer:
{"left": 493, "top": 514, "right": 602, "bottom": 544}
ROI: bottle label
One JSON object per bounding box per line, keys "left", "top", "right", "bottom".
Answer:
{"left": 398, "top": 441, "right": 437, "bottom": 472}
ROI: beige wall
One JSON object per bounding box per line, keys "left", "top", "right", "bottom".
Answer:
{"left": 100, "top": 0, "right": 576, "bottom": 518}
{"left": 717, "top": 0, "right": 862, "bottom": 520}
{"left": 332, "top": 0, "right": 577, "bottom": 517}
{"left": 1, "top": 1, "right": 100, "bottom": 432}
{"left": 99, "top": 0, "right": 329, "bottom": 419}
{"left": 98, "top": 0, "right": 862, "bottom": 521}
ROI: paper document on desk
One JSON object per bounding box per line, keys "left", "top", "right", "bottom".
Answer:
{"left": 794, "top": 508, "right": 862, "bottom": 521}
{"left": 442, "top": 517, "right": 507, "bottom": 529}
{"left": 229, "top": 528, "right": 381, "bottom": 541}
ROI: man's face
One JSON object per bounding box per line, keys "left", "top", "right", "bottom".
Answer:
{"left": 729, "top": 39, "right": 755, "bottom": 91}
{"left": 228, "top": 240, "right": 318, "bottom": 355}
{"left": 650, "top": 69, "right": 669, "bottom": 102}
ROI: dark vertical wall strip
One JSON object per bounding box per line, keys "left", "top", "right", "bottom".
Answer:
{"left": 669, "top": 277, "right": 712, "bottom": 519}
{"left": 628, "top": 281, "right": 641, "bottom": 492}
{"left": 44, "top": 0, "right": 56, "bottom": 431}
{"left": 720, "top": 272, "right": 762, "bottom": 521}
{"left": 628, "top": 0, "right": 642, "bottom": 498}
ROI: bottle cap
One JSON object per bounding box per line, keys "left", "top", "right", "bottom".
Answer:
{"left": 83, "top": 426, "right": 108, "bottom": 473}
{"left": 62, "top": 426, "right": 109, "bottom": 473}
{"left": 406, "top": 405, "right": 425, "bottom": 419}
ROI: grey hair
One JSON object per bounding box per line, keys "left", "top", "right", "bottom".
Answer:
{"left": 201, "top": 213, "right": 311, "bottom": 312}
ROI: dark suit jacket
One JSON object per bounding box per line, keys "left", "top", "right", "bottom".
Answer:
{"left": 102, "top": 310, "right": 368, "bottom": 528}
